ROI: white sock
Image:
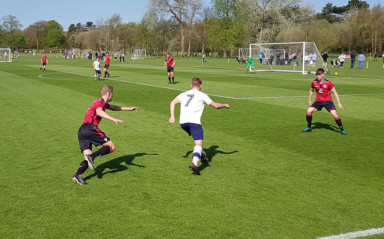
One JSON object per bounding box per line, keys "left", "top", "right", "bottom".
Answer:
{"left": 192, "top": 145, "right": 202, "bottom": 167}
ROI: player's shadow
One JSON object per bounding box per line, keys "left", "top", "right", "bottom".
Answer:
{"left": 183, "top": 145, "right": 238, "bottom": 172}
{"left": 312, "top": 122, "right": 340, "bottom": 132}
{"left": 172, "top": 81, "right": 180, "bottom": 85}
{"left": 84, "top": 153, "right": 157, "bottom": 180}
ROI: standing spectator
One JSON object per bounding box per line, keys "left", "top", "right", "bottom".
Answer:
{"left": 288, "top": 53, "right": 292, "bottom": 65}
{"left": 122, "top": 53, "right": 125, "bottom": 62}
{"left": 293, "top": 53, "right": 298, "bottom": 66}
{"left": 322, "top": 52, "right": 329, "bottom": 67}
{"left": 269, "top": 54, "right": 274, "bottom": 65}
{"left": 202, "top": 52, "right": 206, "bottom": 62}
{"left": 114, "top": 52, "right": 118, "bottom": 61}
{"left": 262, "top": 52, "right": 265, "bottom": 64}
{"left": 350, "top": 52, "right": 356, "bottom": 68}
{"left": 312, "top": 53, "right": 317, "bottom": 67}
{"left": 276, "top": 52, "right": 281, "bottom": 65}
{"left": 374, "top": 52, "right": 378, "bottom": 62}
{"left": 119, "top": 53, "right": 122, "bottom": 62}
{"left": 358, "top": 53, "right": 365, "bottom": 69}
{"left": 338, "top": 53, "right": 346, "bottom": 68}
{"left": 382, "top": 53, "right": 384, "bottom": 70}
{"left": 258, "top": 52, "right": 263, "bottom": 64}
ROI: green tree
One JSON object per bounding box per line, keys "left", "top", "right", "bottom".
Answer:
{"left": 43, "top": 29, "right": 65, "bottom": 48}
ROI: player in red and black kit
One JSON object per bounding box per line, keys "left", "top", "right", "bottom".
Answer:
{"left": 103, "top": 52, "right": 111, "bottom": 78}
{"left": 40, "top": 53, "right": 48, "bottom": 72}
{"left": 302, "top": 68, "right": 347, "bottom": 135}
{"left": 164, "top": 53, "right": 175, "bottom": 84}
{"left": 73, "top": 85, "right": 139, "bottom": 185}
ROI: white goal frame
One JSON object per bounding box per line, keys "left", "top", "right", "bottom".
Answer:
{"left": 131, "top": 48, "right": 146, "bottom": 60}
{"left": 0, "top": 48, "right": 11, "bottom": 62}
{"left": 71, "top": 48, "right": 81, "bottom": 58}
{"left": 249, "top": 42, "right": 327, "bottom": 74}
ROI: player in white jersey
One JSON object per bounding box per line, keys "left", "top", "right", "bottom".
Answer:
{"left": 93, "top": 57, "right": 101, "bottom": 80}
{"left": 169, "top": 77, "right": 230, "bottom": 175}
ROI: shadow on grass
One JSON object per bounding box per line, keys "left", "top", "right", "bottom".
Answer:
{"left": 312, "top": 122, "right": 340, "bottom": 132}
{"left": 84, "top": 153, "right": 157, "bottom": 180}
{"left": 183, "top": 145, "right": 238, "bottom": 172}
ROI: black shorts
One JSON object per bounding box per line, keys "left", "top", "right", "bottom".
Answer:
{"left": 104, "top": 64, "right": 109, "bottom": 69}
{"left": 167, "top": 66, "right": 174, "bottom": 73}
{"left": 311, "top": 101, "right": 336, "bottom": 112}
{"left": 42, "top": 63, "right": 46, "bottom": 66}
{"left": 78, "top": 123, "right": 110, "bottom": 152}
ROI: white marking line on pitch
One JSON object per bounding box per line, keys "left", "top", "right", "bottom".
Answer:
{"left": 46, "top": 69, "right": 384, "bottom": 100}
{"left": 318, "top": 227, "right": 384, "bottom": 239}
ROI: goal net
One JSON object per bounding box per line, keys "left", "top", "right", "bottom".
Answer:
{"left": 131, "top": 48, "right": 146, "bottom": 60}
{"left": 249, "top": 42, "right": 327, "bottom": 74}
{"left": 0, "top": 48, "right": 11, "bottom": 62}
{"left": 71, "top": 48, "right": 81, "bottom": 59}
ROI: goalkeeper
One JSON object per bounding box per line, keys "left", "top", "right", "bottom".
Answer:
{"left": 246, "top": 55, "right": 255, "bottom": 73}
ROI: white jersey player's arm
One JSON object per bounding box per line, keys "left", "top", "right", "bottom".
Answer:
{"left": 210, "top": 101, "right": 230, "bottom": 109}
{"left": 169, "top": 97, "right": 181, "bottom": 125}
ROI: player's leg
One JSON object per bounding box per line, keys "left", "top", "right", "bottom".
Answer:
{"left": 91, "top": 140, "right": 116, "bottom": 159}
{"left": 171, "top": 71, "right": 175, "bottom": 84}
{"left": 302, "top": 107, "right": 317, "bottom": 132}
{"left": 40, "top": 63, "right": 43, "bottom": 71}
{"left": 330, "top": 110, "right": 347, "bottom": 135}
{"left": 167, "top": 71, "right": 171, "bottom": 84}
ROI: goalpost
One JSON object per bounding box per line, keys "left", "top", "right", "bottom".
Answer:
{"left": 0, "top": 48, "right": 11, "bottom": 62}
{"left": 71, "top": 48, "right": 81, "bottom": 59}
{"left": 131, "top": 48, "right": 146, "bottom": 60}
{"left": 249, "top": 42, "right": 327, "bottom": 74}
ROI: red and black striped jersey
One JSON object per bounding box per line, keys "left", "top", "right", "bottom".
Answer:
{"left": 83, "top": 98, "right": 110, "bottom": 126}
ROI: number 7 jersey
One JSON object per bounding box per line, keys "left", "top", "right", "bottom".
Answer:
{"left": 176, "top": 89, "right": 213, "bottom": 125}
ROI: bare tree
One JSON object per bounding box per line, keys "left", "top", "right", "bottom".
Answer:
{"left": 148, "top": 0, "right": 202, "bottom": 56}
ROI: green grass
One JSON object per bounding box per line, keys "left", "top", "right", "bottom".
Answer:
{"left": 1, "top": 54, "right": 384, "bottom": 238}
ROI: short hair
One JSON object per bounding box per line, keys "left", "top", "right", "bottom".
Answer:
{"left": 192, "top": 77, "right": 202, "bottom": 87}
{"left": 166, "top": 53, "right": 170, "bottom": 55}
{"left": 316, "top": 68, "right": 325, "bottom": 75}
{"left": 101, "top": 85, "right": 113, "bottom": 95}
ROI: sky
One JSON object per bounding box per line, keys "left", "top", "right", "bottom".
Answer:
{"left": 1, "top": 0, "right": 383, "bottom": 31}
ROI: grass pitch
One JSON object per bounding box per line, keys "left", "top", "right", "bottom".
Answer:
{"left": 1, "top": 54, "right": 384, "bottom": 238}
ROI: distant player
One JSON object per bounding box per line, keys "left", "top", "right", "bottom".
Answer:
{"left": 40, "top": 53, "right": 48, "bottom": 72}
{"left": 246, "top": 55, "right": 255, "bottom": 73}
{"left": 73, "top": 85, "right": 139, "bottom": 185}
{"left": 301, "top": 68, "right": 347, "bottom": 135}
{"left": 103, "top": 52, "right": 111, "bottom": 78}
{"left": 93, "top": 57, "right": 101, "bottom": 80}
{"left": 169, "top": 77, "right": 230, "bottom": 175}
{"left": 164, "top": 53, "right": 175, "bottom": 84}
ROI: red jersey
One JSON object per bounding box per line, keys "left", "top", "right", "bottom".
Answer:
{"left": 311, "top": 79, "right": 334, "bottom": 102}
{"left": 105, "top": 56, "right": 111, "bottom": 65}
{"left": 83, "top": 98, "right": 110, "bottom": 126}
{"left": 165, "top": 57, "right": 174, "bottom": 67}
{"left": 42, "top": 56, "right": 47, "bottom": 63}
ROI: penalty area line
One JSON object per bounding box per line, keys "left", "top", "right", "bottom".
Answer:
{"left": 45, "top": 69, "right": 384, "bottom": 100}
{"left": 318, "top": 227, "right": 384, "bottom": 239}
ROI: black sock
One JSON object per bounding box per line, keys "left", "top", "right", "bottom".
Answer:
{"left": 104, "top": 72, "right": 107, "bottom": 77}
{"left": 172, "top": 77, "right": 174, "bottom": 83}
{"left": 335, "top": 117, "right": 344, "bottom": 130}
{"left": 91, "top": 146, "right": 111, "bottom": 159}
{"left": 168, "top": 77, "right": 171, "bottom": 83}
{"left": 306, "top": 114, "right": 312, "bottom": 128}
{"left": 76, "top": 160, "right": 88, "bottom": 176}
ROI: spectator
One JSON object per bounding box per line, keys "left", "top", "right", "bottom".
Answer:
{"left": 312, "top": 53, "right": 317, "bottom": 67}
{"left": 322, "top": 52, "right": 329, "bottom": 67}
{"left": 262, "top": 52, "right": 265, "bottom": 64}
{"left": 374, "top": 52, "right": 378, "bottom": 62}
{"left": 276, "top": 52, "right": 280, "bottom": 65}
{"left": 382, "top": 53, "right": 384, "bottom": 70}
{"left": 258, "top": 52, "right": 263, "bottom": 64}
{"left": 338, "top": 53, "right": 345, "bottom": 68}
{"left": 350, "top": 52, "right": 356, "bottom": 68}
{"left": 269, "top": 54, "right": 274, "bottom": 65}
{"left": 358, "top": 53, "right": 365, "bottom": 69}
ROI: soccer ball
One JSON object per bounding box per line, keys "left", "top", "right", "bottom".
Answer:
{"left": 334, "top": 72, "right": 338, "bottom": 76}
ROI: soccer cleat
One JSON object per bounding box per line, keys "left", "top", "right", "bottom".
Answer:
{"left": 189, "top": 163, "right": 200, "bottom": 175}
{"left": 341, "top": 130, "right": 347, "bottom": 135}
{"left": 72, "top": 174, "right": 87, "bottom": 185}
{"left": 301, "top": 127, "right": 312, "bottom": 133}
{"left": 84, "top": 154, "right": 95, "bottom": 170}
{"left": 201, "top": 154, "right": 210, "bottom": 164}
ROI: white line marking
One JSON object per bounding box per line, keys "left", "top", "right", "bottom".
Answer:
{"left": 318, "top": 227, "right": 384, "bottom": 239}
{"left": 43, "top": 69, "right": 384, "bottom": 100}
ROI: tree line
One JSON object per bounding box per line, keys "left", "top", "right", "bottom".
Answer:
{"left": 0, "top": 0, "right": 383, "bottom": 56}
